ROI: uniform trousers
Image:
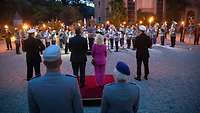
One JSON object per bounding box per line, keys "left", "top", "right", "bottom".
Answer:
{"left": 6, "top": 39, "right": 12, "bottom": 50}
{"left": 194, "top": 36, "right": 199, "bottom": 45}
{"left": 15, "top": 41, "right": 20, "bottom": 54}
{"left": 94, "top": 64, "right": 105, "bottom": 86}
{"left": 120, "top": 38, "right": 124, "bottom": 47}
{"left": 27, "top": 61, "right": 41, "bottom": 81}
{"left": 160, "top": 36, "right": 165, "bottom": 45}
{"left": 88, "top": 38, "right": 95, "bottom": 51}
{"left": 71, "top": 62, "right": 86, "bottom": 86}
{"left": 171, "top": 36, "right": 176, "bottom": 47}
{"left": 59, "top": 39, "right": 63, "bottom": 48}
{"left": 115, "top": 41, "right": 119, "bottom": 52}
{"left": 65, "top": 42, "right": 69, "bottom": 54}
{"left": 132, "top": 38, "right": 136, "bottom": 49}
{"left": 127, "top": 39, "right": 131, "bottom": 49}
{"left": 110, "top": 39, "right": 114, "bottom": 49}
{"left": 136, "top": 57, "right": 149, "bottom": 78}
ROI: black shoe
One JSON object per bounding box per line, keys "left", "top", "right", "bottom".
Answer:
{"left": 134, "top": 77, "right": 141, "bottom": 81}
{"left": 144, "top": 76, "right": 148, "bottom": 80}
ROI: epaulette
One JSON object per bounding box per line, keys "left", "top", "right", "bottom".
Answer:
{"left": 65, "top": 74, "right": 77, "bottom": 78}
{"left": 128, "top": 82, "right": 136, "bottom": 85}
{"left": 105, "top": 82, "right": 115, "bottom": 86}
{"left": 29, "top": 76, "right": 41, "bottom": 81}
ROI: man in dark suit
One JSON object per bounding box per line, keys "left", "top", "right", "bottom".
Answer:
{"left": 69, "top": 27, "right": 88, "bottom": 87}
{"left": 24, "top": 29, "right": 45, "bottom": 81}
{"left": 135, "top": 25, "right": 152, "bottom": 81}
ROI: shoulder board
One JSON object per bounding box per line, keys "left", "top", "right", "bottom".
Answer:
{"left": 30, "top": 76, "right": 41, "bottom": 80}
{"left": 65, "top": 74, "right": 77, "bottom": 78}
{"left": 128, "top": 82, "right": 136, "bottom": 85}
{"left": 105, "top": 83, "right": 115, "bottom": 86}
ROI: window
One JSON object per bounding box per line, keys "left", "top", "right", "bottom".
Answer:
{"left": 98, "top": 1, "right": 100, "bottom": 7}
{"left": 98, "top": 17, "right": 101, "bottom": 23}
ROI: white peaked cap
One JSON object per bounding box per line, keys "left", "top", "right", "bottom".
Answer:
{"left": 43, "top": 45, "right": 61, "bottom": 62}
{"left": 139, "top": 25, "right": 146, "bottom": 31}
{"left": 27, "top": 29, "right": 37, "bottom": 33}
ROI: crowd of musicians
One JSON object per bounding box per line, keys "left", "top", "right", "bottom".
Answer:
{"left": 2, "top": 20, "right": 200, "bottom": 55}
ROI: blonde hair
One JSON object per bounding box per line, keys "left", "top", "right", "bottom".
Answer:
{"left": 95, "top": 34, "right": 104, "bottom": 45}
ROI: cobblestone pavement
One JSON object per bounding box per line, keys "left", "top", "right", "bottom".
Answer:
{"left": 0, "top": 37, "right": 200, "bottom": 113}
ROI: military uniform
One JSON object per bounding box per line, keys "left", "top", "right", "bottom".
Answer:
{"left": 169, "top": 25, "right": 177, "bottom": 47}
{"left": 59, "top": 29, "right": 64, "bottom": 48}
{"left": 114, "top": 29, "right": 120, "bottom": 52}
{"left": 135, "top": 32, "right": 152, "bottom": 80}
{"left": 15, "top": 31, "right": 21, "bottom": 54}
{"left": 101, "top": 82, "right": 140, "bottom": 113}
{"left": 126, "top": 27, "right": 133, "bottom": 49}
{"left": 28, "top": 73, "right": 83, "bottom": 113}
{"left": 109, "top": 29, "right": 115, "bottom": 49}
{"left": 24, "top": 32, "right": 45, "bottom": 81}
{"left": 5, "top": 31, "right": 12, "bottom": 50}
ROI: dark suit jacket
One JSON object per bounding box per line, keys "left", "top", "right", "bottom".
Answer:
{"left": 69, "top": 35, "right": 88, "bottom": 63}
{"left": 135, "top": 33, "right": 152, "bottom": 59}
{"left": 24, "top": 37, "right": 45, "bottom": 63}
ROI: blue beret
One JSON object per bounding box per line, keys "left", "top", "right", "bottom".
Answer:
{"left": 116, "top": 61, "right": 130, "bottom": 76}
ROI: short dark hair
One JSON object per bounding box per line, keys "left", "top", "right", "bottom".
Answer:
{"left": 75, "top": 27, "right": 81, "bottom": 35}
{"left": 43, "top": 58, "right": 62, "bottom": 69}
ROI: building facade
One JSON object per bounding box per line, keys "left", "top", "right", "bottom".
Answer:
{"left": 94, "top": 0, "right": 166, "bottom": 23}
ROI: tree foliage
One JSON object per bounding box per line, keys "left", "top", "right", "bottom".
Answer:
{"left": 109, "top": 0, "right": 128, "bottom": 26}
{"left": 166, "top": 0, "right": 189, "bottom": 22}
{"left": 0, "top": 0, "right": 84, "bottom": 25}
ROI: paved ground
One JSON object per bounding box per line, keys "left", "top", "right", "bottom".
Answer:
{"left": 0, "top": 36, "right": 200, "bottom": 113}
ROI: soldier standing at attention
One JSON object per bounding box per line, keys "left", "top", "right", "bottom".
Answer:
{"left": 24, "top": 29, "right": 45, "bottom": 81}
{"left": 4, "top": 30, "right": 12, "bottom": 50}
{"left": 135, "top": 25, "right": 152, "bottom": 81}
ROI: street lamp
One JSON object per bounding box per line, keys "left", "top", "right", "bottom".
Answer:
{"left": 4, "top": 25, "right": 9, "bottom": 29}
{"left": 78, "top": 23, "right": 81, "bottom": 27}
{"left": 23, "top": 23, "right": 29, "bottom": 30}
{"left": 148, "top": 16, "right": 154, "bottom": 24}
{"left": 61, "top": 23, "right": 65, "bottom": 27}
{"left": 181, "top": 21, "right": 185, "bottom": 26}
{"left": 106, "top": 20, "right": 110, "bottom": 25}
{"left": 123, "top": 21, "right": 126, "bottom": 25}
{"left": 164, "top": 21, "right": 167, "bottom": 25}
{"left": 43, "top": 24, "right": 46, "bottom": 28}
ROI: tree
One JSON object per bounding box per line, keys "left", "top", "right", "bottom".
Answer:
{"left": 109, "top": 0, "right": 127, "bottom": 26}
{"left": 166, "top": 0, "right": 188, "bottom": 22}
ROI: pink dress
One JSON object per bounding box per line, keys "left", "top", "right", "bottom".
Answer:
{"left": 92, "top": 44, "right": 107, "bottom": 86}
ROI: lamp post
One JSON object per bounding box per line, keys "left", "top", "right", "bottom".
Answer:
{"left": 148, "top": 16, "right": 154, "bottom": 26}
{"left": 106, "top": 20, "right": 110, "bottom": 25}
{"left": 181, "top": 21, "right": 185, "bottom": 26}
{"left": 43, "top": 24, "right": 46, "bottom": 29}
{"left": 139, "top": 20, "right": 143, "bottom": 24}
{"left": 4, "top": 25, "right": 9, "bottom": 29}
{"left": 22, "top": 23, "right": 29, "bottom": 31}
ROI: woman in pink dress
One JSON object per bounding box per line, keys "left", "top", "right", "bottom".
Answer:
{"left": 92, "top": 34, "right": 107, "bottom": 86}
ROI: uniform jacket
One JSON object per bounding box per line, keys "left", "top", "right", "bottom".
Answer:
{"left": 28, "top": 72, "right": 83, "bottom": 113}
{"left": 101, "top": 82, "right": 140, "bottom": 113}
{"left": 135, "top": 33, "right": 152, "bottom": 59}
{"left": 69, "top": 35, "right": 88, "bottom": 63}
{"left": 24, "top": 37, "right": 45, "bottom": 63}
{"left": 92, "top": 44, "right": 107, "bottom": 65}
